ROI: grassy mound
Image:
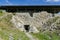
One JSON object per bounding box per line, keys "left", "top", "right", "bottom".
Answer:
{"left": 0, "top": 13, "right": 29, "bottom": 40}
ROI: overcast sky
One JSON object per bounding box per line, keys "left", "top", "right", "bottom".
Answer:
{"left": 0, "top": 0, "right": 60, "bottom": 6}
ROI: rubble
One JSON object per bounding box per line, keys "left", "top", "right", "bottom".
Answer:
{"left": 11, "top": 11, "right": 53, "bottom": 33}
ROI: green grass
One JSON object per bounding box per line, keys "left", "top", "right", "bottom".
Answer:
{"left": 0, "top": 14, "right": 29, "bottom": 40}
{"left": 31, "top": 32, "right": 60, "bottom": 40}
{"left": 0, "top": 13, "right": 4, "bottom": 16}
{"left": 0, "top": 10, "right": 5, "bottom": 16}
{"left": 0, "top": 28, "right": 29, "bottom": 40}
{"left": 31, "top": 33, "right": 50, "bottom": 40}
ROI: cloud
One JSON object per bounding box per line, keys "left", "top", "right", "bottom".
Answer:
{"left": 46, "top": 0, "right": 60, "bottom": 2}
{"left": 46, "top": 0, "right": 50, "bottom": 2}
{"left": 54, "top": 0, "right": 60, "bottom": 2}
{"left": 5, "top": 0, "right": 13, "bottom": 5}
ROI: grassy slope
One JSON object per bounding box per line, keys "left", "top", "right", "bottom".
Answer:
{"left": 0, "top": 13, "right": 29, "bottom": 40}
{"left": 31, "top": 32, "right": 60, "bottom": 40}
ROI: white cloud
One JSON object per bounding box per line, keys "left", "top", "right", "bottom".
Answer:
{"left": 46, "top": 0, "right": 60, "bottom": 2}
{"left": 53, "top": 0, "right": 60, "bottom": 2}
{"left": 46, "top": 0, "right": 51, "bottom": 2}
{"left": 5, "top": 0, "right": 13, "bottom": 5}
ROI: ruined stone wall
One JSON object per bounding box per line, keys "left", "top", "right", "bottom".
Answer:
{"left": 11, "top": 11, "right": 53, "bottom": 33}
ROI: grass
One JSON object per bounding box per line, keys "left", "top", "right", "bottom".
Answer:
{"left": 31, "top": 33, "right": 50, "bottom": 40}
{"left": 0, "top": 12, "right": 4, "bottom": 16}
{"left": 0, "top": 10, "right": 5, "bottom": 16}
{"left": 0, "top": 13, "right": 29, "bottom": 40}
{"left": 31, "top": 31, "right": 60, "bottom": 40}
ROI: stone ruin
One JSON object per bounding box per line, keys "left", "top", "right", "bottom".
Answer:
{"left": 11, "top": 11, "right": 53, "bottom": 33}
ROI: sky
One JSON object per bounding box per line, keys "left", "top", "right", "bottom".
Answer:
{"left": 0, "top": 0, "right": 60, "bottom": 6}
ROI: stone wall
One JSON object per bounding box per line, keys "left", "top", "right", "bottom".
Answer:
{"left": 11, "top": 11, "right": 53, "bottom": 33}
